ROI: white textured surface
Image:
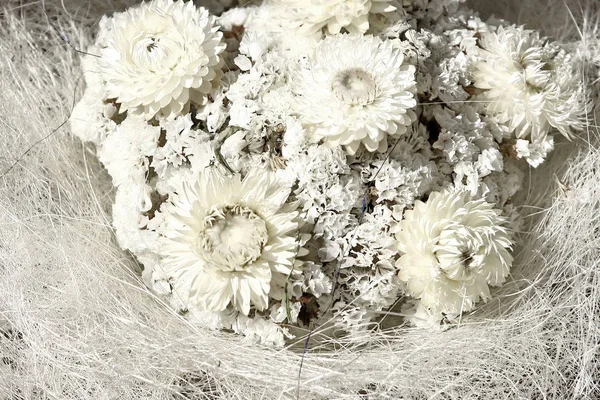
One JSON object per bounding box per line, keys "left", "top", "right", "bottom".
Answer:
{"left": 0, "top": 0, "right": 598, "bottom": 398}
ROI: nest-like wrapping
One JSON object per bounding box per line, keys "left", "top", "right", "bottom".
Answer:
{"left": 0, "top": 0, "right": 598, "bottom": 398}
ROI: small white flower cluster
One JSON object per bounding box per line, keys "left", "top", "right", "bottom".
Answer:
{"left": 71, "top": 0, "right": 588, "bottom": 342}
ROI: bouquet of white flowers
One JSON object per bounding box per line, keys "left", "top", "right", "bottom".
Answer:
{"left": 3, "top": 0, "right": 600, "bottom": 398}
{"left": 70, "top": 0, "right": 589, "bottom": 346}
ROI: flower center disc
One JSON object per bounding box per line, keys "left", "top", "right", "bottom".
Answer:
{"left": 434, "top": 226, "right": 484, "bottom": 281}
{"left": 331, "top": 68, "right": 377, "bottom": 106}
{"left": 197, "top": 205, "right": 269, "bottom": 271}
{"left": 131, "top": 33, "right": 181, "bottom": 72}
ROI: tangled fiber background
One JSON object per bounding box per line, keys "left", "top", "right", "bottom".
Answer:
{"left": 0, "top": 0, "right": 598, "bottom": 398}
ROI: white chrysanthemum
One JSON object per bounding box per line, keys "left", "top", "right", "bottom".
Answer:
{"left": 473, "top": 26, "right": 587, "bottom": 143}
{"left": 158, "top": 168, "right": 303, "bottom": 316}
{"left": 395, "top": 190, "right": 513, "bottom": 319}
{"left": 270, "top": 0, "right": 396, "bottom": 35}
{"left": 294, "top": 35, "right": 417, "bottom": 155}
{"left": 95, "top": 0, "right": 225, "bottom": 120}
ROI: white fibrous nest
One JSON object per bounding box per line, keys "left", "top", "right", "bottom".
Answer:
{"left": 1, "top": 0, "right": 599, "bottom": 398}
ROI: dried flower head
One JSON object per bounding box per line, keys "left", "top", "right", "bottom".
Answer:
{"left": 395, "top": 190, "right": 513, "bottom": 320}
{"left": 473, "top": 26, "right": 587, "bottom": 143}
{"left": 271, "top": 0, "right": 396, "bottom": 35}
{"left": 294, "top": 34, "right": 417, "bottom": 154}
{"left": 158, "top": 168, "right": 303, "bottom": 315}
{"left": 95, "top": 0, "right": 226, "bottom": 120}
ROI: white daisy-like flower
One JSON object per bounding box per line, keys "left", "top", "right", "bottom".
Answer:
{"left": 158, "top": 168, "right": 303, "bottom": 316}
{"left": 473, "top": 26, "right": 587, "bottom": 143}
{"left": 95, "top": 0, "right": 226, "bottom": 120}
{"left": 395, "top": 190, "right": 513, "bottom": 319}
{"left": 270, "top": 0, "right": 396, "bottom": 35}
{"left": 294, "top": 34, "right": 417, "bottom": 155}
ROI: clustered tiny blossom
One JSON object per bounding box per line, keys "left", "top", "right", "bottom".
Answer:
{"left": 69, "top": 0, "right": 589, "bottom": 342}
